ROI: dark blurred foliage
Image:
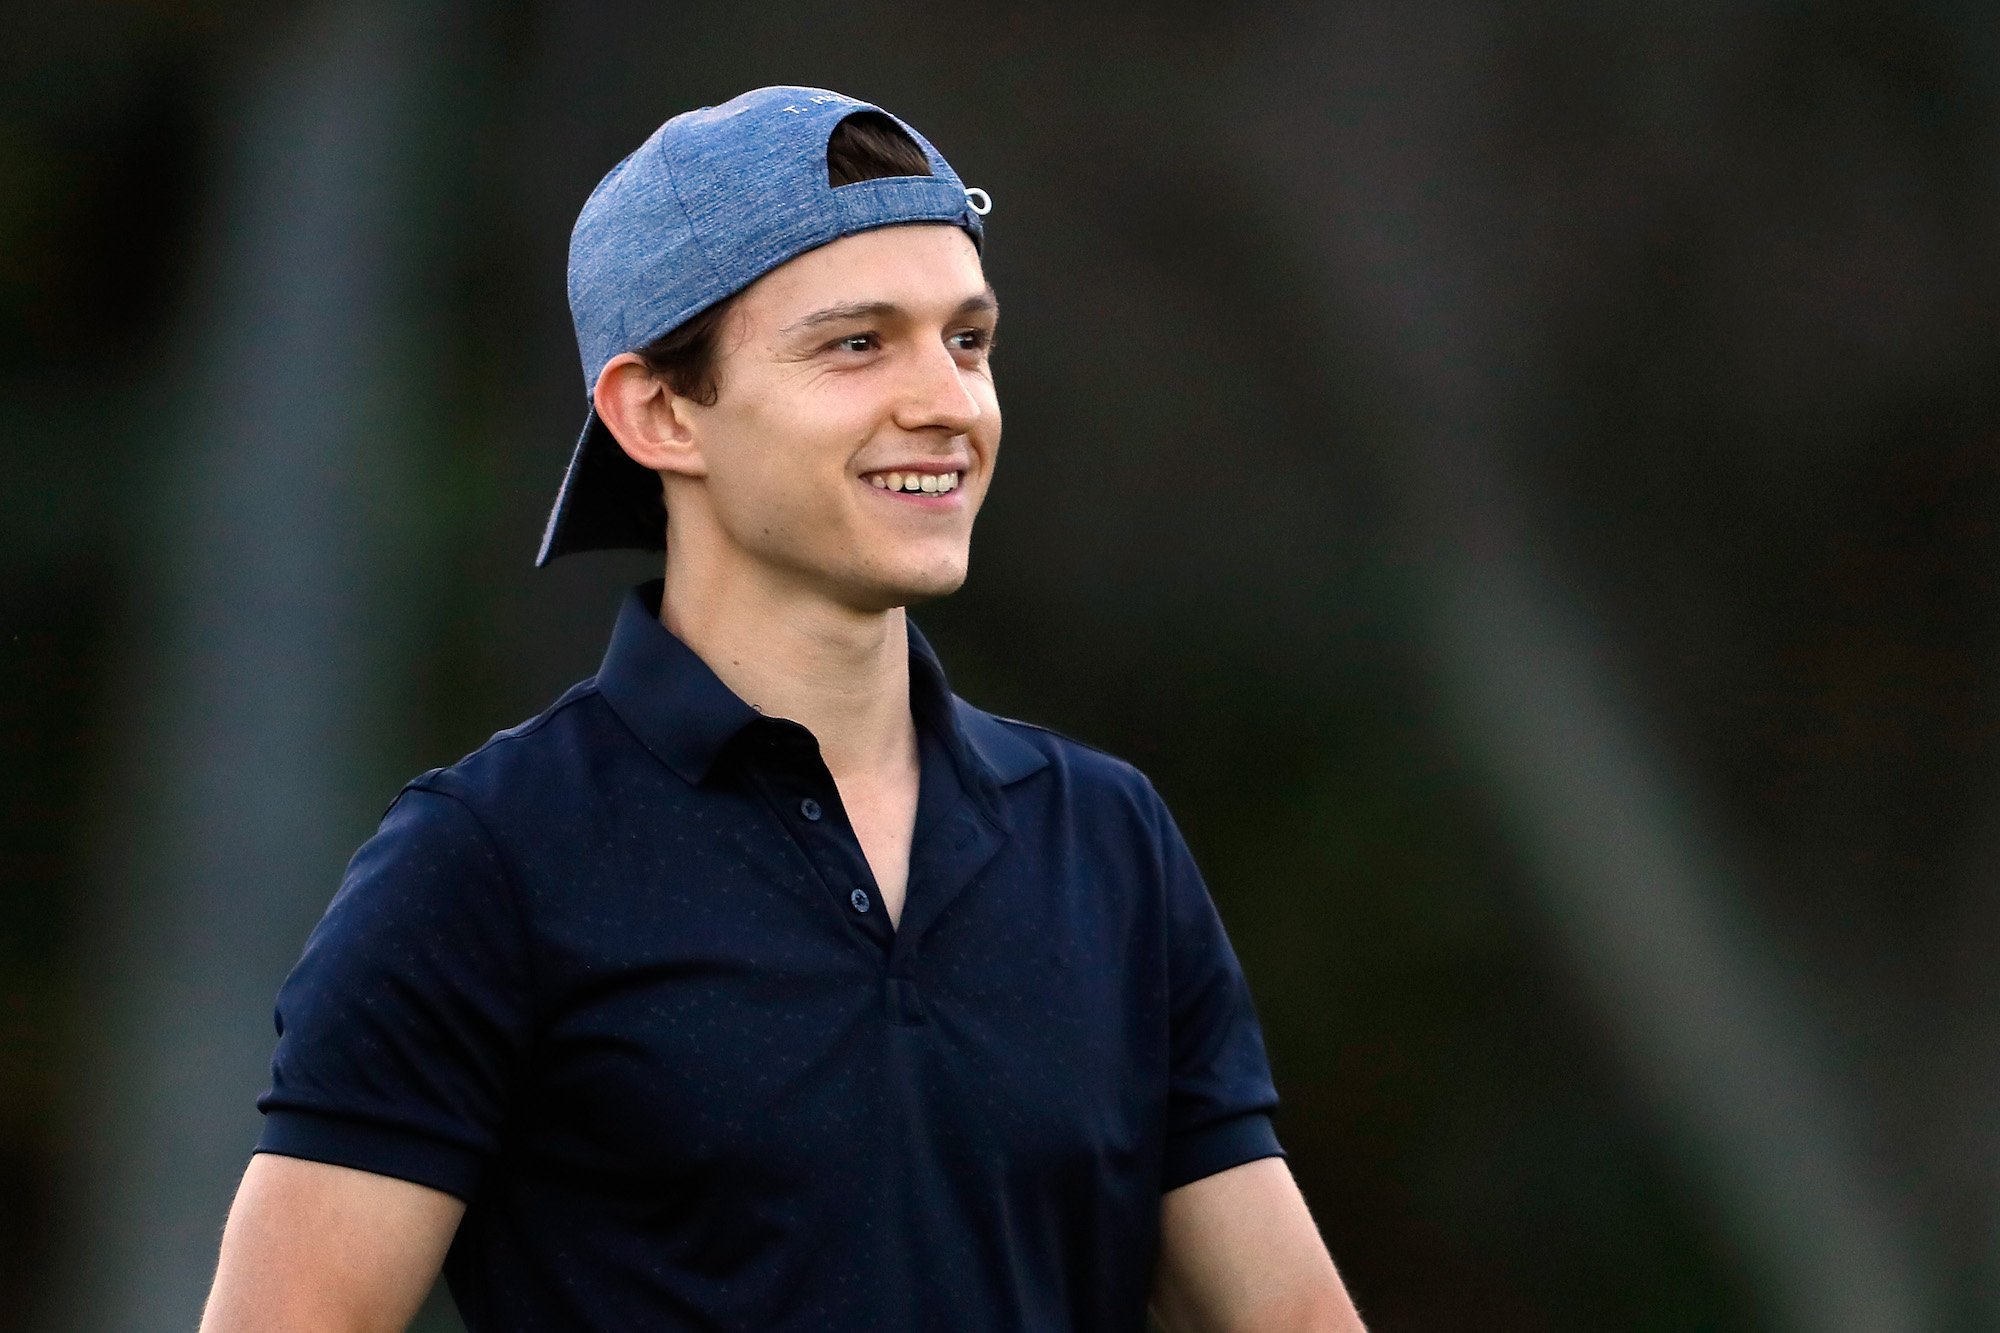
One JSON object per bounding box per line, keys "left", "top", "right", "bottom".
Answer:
{"left": 5, "top": 3, "right": 1997, "bottom": 1330}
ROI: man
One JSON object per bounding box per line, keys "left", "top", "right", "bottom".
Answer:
{"left": 200, "top": 86, "right": 1364, "bottom": 1332}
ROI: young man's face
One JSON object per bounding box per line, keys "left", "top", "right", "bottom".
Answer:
{"left": 673, "top": 222, "right": 1000, "bottom": 614}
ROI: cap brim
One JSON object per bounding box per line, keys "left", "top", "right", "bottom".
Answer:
{"left": 534, "top": 407, "right": 668, "bottom": 566}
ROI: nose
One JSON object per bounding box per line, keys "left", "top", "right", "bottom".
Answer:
{"left": 892, "top": 339, "right": 982, "bottom": 438}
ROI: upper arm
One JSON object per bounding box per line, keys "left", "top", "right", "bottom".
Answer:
{"left": 200, "top": 1153, "right": 466, "bottom": 1333}
{"left": 1151, "top": 1157, "right": 1365, "bottom": 1333}
{"left": 1149, "top": 782, "right": 1284, "bottom": 1189}
{"left": 258, "top": 784, "right": 536, "bottom": 1198}
{"left": 1144, "top": 777, "right": 1356, "bottom": 1327}
{"left": 215, "top": 784, "right": 526, "bottom": 1328}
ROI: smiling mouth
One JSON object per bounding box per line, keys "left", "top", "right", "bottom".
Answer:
{"left": 865, "top": 470, "right": 962, "bottom": 495}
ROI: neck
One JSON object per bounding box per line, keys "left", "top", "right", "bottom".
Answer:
{"left": 657, "top": 542, "right": 915, "bottom": 783}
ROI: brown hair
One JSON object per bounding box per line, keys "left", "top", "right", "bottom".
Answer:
{"left": 633, "top": 112, "right": 934, "bottom": 406}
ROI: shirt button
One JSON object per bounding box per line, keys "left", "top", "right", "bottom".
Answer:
{"left": 850, "top": 887, "right": 871, "bottom": 913}
{"left": 799, "top": 798, "right": 822, "bottom": 821}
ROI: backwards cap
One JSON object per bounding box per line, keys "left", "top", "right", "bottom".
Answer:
{"left": 536, "top": 86, "right": 987, "bottom": 566}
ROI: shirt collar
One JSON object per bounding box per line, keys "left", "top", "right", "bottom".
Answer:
{"left": 594, "top": 581, "right": 760, "bottom": 786}
{"left": 594, "top": 580, "right": 1047, "bottom": 794}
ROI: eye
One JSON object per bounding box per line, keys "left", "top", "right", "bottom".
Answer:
{"left": 949, "top": 327, "right": 997, "bottom": 354}
{"left": 828, "top": 332, "right": 880, "bottom": 354}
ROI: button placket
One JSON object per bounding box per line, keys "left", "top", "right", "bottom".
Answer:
{"left": 797, "top": 796, "right": 885, "bottom": 942}
{"left": 783, "top": 780, "right": 892, "bottom": 946}
{"left": 745, "top": 724, "right": 901, "bottom": 954}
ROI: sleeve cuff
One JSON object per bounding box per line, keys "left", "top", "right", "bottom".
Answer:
{"left": 1161, "top": 1110, "right": 1285, "bottom": 1193}
{"left": 257, "top": 1108, "right": 487, "bottom": 1202}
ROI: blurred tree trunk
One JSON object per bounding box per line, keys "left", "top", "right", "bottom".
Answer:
{"left": 1408, "top": 433, "right": 1931, "bottom": 1333}
{"left": 44, "top": 2, "right": 452, "bottom": 1329}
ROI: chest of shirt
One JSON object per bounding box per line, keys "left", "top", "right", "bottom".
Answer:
{"left": 498, "top": 773, "right": 1173, "bottom": 1196}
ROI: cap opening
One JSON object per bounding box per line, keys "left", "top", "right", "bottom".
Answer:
{"left": 826, "top": 110, "right": 933, "bottom": 187}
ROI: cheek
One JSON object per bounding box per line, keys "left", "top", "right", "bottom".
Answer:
{"left": 972, "top": 380, "right": 1002, "bottom": 446}
{"left": 971, "top": 396, "right": 1002, "bottom": 483}
{"left": 704, "top": 407, "right": 859, "bottom": 535}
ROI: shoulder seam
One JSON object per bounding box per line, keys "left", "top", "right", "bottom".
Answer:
{"left": 441, "top": 678, "right": 605, "bottom": 771}
{"left": 979, "top": 710, "right": 1136, "bottom": 771}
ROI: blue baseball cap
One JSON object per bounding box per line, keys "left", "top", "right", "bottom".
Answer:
{"left": 535, "top": 86, "right": 989, "bottom": 566}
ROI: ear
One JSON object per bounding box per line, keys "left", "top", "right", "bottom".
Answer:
{"left": 592, "top": 353, "right": 708, "bottom": 479}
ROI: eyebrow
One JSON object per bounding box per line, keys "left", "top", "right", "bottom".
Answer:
{"left": 781, "top": 286, "right": 1000, "bottom": 338}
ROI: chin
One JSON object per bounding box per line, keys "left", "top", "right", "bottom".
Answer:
{"left": 897, "top": 574, "right": 967, "bottom": 608}
{"left": 850, "top": 560, "right": 969, "bottom": 612}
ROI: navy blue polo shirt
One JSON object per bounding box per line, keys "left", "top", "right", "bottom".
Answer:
{"left": 257, "top": 580, "right": 1283, "bottom": 1332}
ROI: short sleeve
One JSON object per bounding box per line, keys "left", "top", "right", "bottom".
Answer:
{"left": 1150, "top": 784, "right": 1285, "bottom": 1192}
{"left": 255, "top": 783, "right": 536, "bottom": 1200}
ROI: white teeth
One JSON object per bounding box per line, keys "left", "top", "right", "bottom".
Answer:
{"left": 867, "top": 469, "right": 963, "bottom": 493}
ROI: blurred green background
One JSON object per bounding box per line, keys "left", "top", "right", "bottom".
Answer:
{"left": 6, "top": 3, "right": 1998, "bottom": 1330}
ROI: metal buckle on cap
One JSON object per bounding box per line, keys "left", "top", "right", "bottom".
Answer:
{"left": 963, "top": 186, "right": 992, "bottom": 216}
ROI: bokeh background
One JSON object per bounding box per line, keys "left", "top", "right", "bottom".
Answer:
{"left": 7, "top": 3, "right": 1999, "bottom": 1330}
